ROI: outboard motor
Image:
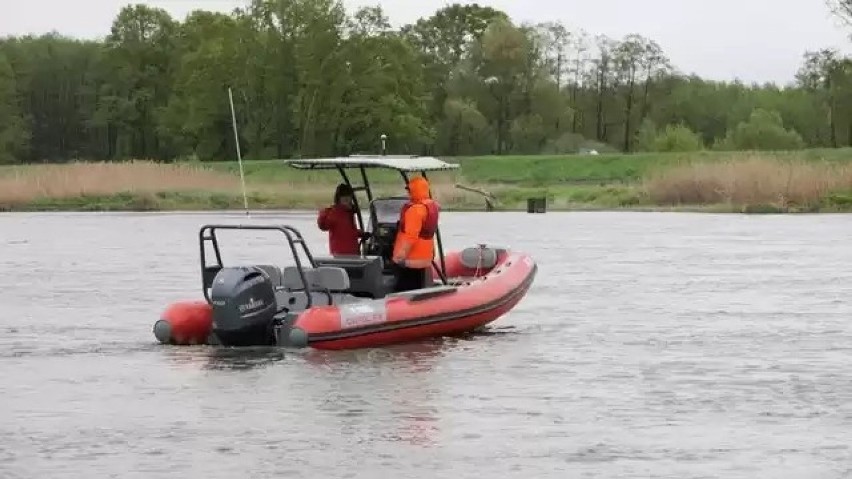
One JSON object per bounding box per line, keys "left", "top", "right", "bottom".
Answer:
{"left": 209, "top": 266, "right": 277, "bottom": 346}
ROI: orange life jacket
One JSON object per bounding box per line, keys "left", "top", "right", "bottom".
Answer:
{"left": 398, "top": 199, "right": 440, "bottom": 239}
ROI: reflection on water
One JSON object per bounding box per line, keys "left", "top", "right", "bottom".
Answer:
{"left": 301, "top": 340, "right": 457, "bottom": 449}
{"left": 1, "top": 211, "right": 852, "bottom": 478}
{"left": 155, "top": 337, "right": 481, "bottom": 451}
{"left": 198, "top": 347, "right": 288, "bottom": 371}
{"left": 159, "top": 330, "right": 517, "bottom": 372}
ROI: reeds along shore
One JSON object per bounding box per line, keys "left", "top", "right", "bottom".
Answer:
{"left": 1, "top": 154, "right": 852, "bottom": 212}
{"left": 0, "top": 161, "right": 240, "bottom": 202}
{"left": 642, "top": 156, "right": 852, "bottom": 210}
{"left": 0, "top": 160, "right": 484, "bottom": 211}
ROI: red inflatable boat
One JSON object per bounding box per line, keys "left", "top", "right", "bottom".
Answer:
{"left": 152, "top": 156, "right": 537, "bottom": 350}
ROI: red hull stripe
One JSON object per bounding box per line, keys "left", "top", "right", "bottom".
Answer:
{"left": 306, "top": 263, "right": 537, "bottom": 344}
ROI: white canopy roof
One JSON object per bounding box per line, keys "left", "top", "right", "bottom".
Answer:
{"left": 283, "top": 155, "right": 459, "bottom": 172}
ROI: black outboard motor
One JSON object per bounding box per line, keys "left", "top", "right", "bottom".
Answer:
{"left": 209, "top": 266, "right": 278, "bottom": 346}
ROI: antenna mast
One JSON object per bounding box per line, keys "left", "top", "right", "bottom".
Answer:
{"left": 228, "top": 87, "right": 250, "bottom": 216}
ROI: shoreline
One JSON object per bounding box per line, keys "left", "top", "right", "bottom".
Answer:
{"left": 2, "top": 193, "right": 850, "bottom": 215}
{"left": 3, "top": 151, "right": 852, "bottom": 215}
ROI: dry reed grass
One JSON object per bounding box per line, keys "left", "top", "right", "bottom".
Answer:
{"left": 0, "top": 161, "right": 242, "bottom": 205}
{"left": 643, "top": 155, "right": 852, "bottom": 209}
{"left": 0, "top": 160, "right": 490, "bottom": 210}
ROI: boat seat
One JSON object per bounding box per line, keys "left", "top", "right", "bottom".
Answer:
{"left": 313, "top": 256, "right": 386, "bottom": 299}
{"left": 460, "top": 246, "right": 503, "bottom": 270}
{"left": 274, "top": 266, "right": 350, "bottom": 313}
{"left": 281, "top": 266, "right": 350, "bottom": 292}
{"left": 255, "top": 264, "right": 283, "bottom": 286}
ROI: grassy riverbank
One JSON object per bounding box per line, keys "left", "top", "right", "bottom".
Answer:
{"left": 2, "top": 148, "right": 852, "bottom": 213}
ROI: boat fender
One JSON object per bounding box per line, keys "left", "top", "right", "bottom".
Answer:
{"left": 288, "top": 327, "right": 309, "bottom": 348}
{"left": 153, "top": 319, "right": 172, "bottom": 344}
{"left": 154, "top": 300, "right": 212, "bottom": 345}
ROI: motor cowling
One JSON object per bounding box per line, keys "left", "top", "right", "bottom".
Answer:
{"left": 209, "top": 266, "right": 278, "bottom": 346}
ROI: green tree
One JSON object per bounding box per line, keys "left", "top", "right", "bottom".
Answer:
{"left": 401, "top": 3, "right": 508, "bottom": 122}
{"left": 0, "top": 52, "right": 29, "bottom": 164}
{"left": 436, "top": 98, "right": 493, "bottom": 155}
{"left": 334, "top": 7, "right": 432, "bottom": 154}
{"left": 652, "top": 123, "right": 704, "bottom": 152}
{"left": 716, "top": 108, "right": 806, "bottom": 151}
{"left": 98, "top": 4, "right": 180, "bottom": 160}
{"left": 159, "top": 11, "right": 246, "bottom": 160}
{"left": 0, "top": 2, "right": 850, "bottom": 164}
{"left": 633, "top": 117, "right": 657, "bottom": 152}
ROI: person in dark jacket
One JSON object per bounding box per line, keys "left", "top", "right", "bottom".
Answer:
{"left": 317, "top": 183, "right": 367, "bottom": 256}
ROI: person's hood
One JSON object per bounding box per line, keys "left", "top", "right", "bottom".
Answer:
{"left": 407, "top": 176, "right": 431, "bottom": 202}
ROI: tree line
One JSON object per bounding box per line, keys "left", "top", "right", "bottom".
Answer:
{"left": 1, "top": 0, "right": 851, "bottom": 164}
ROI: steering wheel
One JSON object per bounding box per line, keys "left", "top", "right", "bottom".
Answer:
{"left": 359, "top": 231, "right": 373, "bottom": 256}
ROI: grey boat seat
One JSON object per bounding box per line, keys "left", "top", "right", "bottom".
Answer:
{"left": 276, "top": 265, "right": 351, "bottom": 313}
{"left": 281, "top": 265, "right": 350, "bottom": 291}
{"left": 255, "top": 264, "right": 284, "bottom": 286}
{"left": 313, "top": 255, "right": 387, "bottom": 299}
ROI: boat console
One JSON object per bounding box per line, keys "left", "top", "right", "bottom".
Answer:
{"left": 364, "top": 196, "right": 409, "bottom": 273}
{"left": 305, "top": 197, "right": 421, "bottom": 299}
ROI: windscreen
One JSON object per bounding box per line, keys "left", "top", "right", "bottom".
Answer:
{"left": 371, "top": 197, "right": 409, "bottom": 224}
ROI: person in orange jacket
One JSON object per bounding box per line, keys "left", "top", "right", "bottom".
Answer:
{"left": 317, "top": 183, "right": 367, "bottom": 256}
{"left": 391, "top": 175, "right": 440, "bottom": 292}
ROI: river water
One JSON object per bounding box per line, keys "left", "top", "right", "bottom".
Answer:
{"left": 1, "top": 210, "right": 852, "bottom": 478}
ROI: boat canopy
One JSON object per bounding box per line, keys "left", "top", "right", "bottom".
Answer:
{"left": 281, "top": 154, "right": 457, "bottom": 284}
{"left": 283, "top": 155, "right": 459, "bottom": 172}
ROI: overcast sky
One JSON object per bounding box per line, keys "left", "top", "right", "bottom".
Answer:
{"left": 3, "top": 0, "right": 851, "bottom": 85}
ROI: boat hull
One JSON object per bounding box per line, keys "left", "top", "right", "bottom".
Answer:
{"left": 154, "top": 249, "right": 536, "bottom": 350}
{"left": 288, "top": 251, "right": 537, "bottom": 350}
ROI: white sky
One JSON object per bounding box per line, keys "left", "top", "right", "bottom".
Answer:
{"left": 3, "top": 0, "right": 851, "bottom": 85}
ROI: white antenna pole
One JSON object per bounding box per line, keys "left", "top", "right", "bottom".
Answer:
{"left": 228, "top": 87, "right": 250, "bottom": 216}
